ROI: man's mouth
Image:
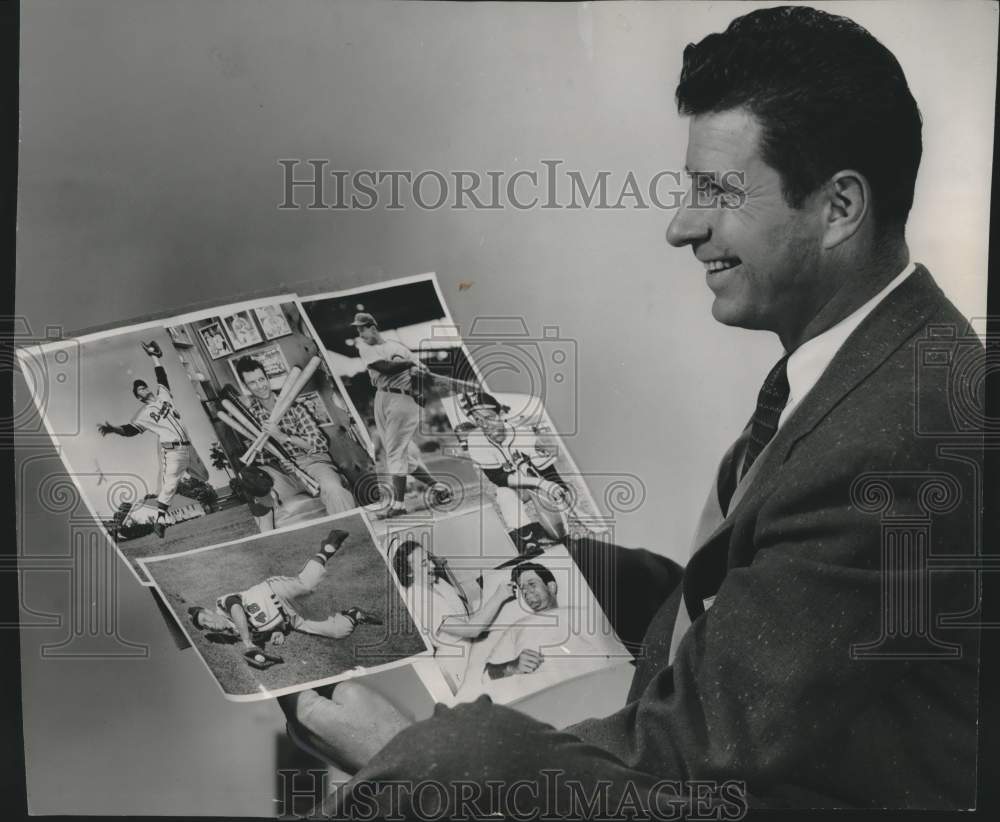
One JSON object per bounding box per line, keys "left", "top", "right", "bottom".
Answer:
{"left": 704, "top": 258, "right": 741, "bottom": 274}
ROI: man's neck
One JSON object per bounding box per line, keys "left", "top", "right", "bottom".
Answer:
{"left": 780, "top": 242, "right": 909, "bottom": 352}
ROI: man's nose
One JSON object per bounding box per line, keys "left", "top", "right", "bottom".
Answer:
{"left": 666, "top": 200, "right": 711, "bottom": 248}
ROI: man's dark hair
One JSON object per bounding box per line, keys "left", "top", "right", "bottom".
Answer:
{"left": 676, "top": 6, "right": 922, "bottom": 232}
{"left": 391, "top": 540, "right": 448, "bottom": 589}
{"left": 512, "top": 561, "right": 556, "bottom": 588}
{"left": 234, "top": 356, "right": 267, "bottom": 383}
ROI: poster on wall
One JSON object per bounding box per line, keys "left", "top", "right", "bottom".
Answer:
{"left": 220, "top": 310, "right": 264, "bottom": 350}
{"left": 199, "top": 321, "right": 233, "bottom": 360}
{"left": 226, "top": 342, "right": 290, "bottom": 391}
{"left": 254, "top": 304, "right": 293, "bottom": 340}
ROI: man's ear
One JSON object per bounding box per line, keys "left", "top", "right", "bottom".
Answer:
{"left": 821, "top": 170, "right": 870, "bottom": 249}
{"left": 546, "top": 581, "right": 558, "bottom": 599}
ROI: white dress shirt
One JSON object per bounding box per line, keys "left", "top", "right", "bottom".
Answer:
{"left": 778, "top": 262, "right": 916, "bottom": 429}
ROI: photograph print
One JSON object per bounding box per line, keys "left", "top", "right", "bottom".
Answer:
{"left": 379, "top": 510, "right": 629, "bottom": 705}
{"left": 175, "top": 297, "right": 378, "bottom": 538}
{"left": 19, "top": 323, "right": 261, "bottom": 584}
{"left": 301, "top": 274, "right": 489, "bottom": 522}
{"left": 140, "top": 513, "right": 430, "bottom": 699}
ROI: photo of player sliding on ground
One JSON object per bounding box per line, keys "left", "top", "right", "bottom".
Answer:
{"left": 141, "top": 514, "right": 427, "bottom": 698}
{"left": 186, "top": 528, "right": 382, "bottom": 670}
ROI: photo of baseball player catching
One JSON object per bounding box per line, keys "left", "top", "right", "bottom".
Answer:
{"left": 141, "top": 514, "right": 429, "bottom": 699}
{"left": 97, "top": 339, "right": 210, "bottom": 539}
{"left": 451, "top": 390, "right": 574, "bottom": 550}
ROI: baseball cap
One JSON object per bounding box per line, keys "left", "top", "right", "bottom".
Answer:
{"left": 459, "top": 391, "right": 508, "bottom": 416}
{"left": 349, "top": 312, "right": 377, "bottom": 328}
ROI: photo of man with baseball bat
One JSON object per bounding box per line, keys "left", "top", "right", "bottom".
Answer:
{"left": 225, "top": 354, "right": 358, "bottom": 527}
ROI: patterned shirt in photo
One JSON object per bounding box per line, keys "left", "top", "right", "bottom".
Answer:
{"left": 246, "top": 396, "right": 328, "bottom": 461}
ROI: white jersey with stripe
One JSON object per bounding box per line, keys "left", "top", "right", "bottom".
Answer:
{"left": 131, "top": 384, "right": 189, "bottom": 443}
{"left": 356, "top": 338, "right": 418, "bottom": 391}
{"left": 216, "top": 581, "right": 287, "bottom": 636}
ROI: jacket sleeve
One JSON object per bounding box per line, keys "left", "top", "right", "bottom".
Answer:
{"left": 568, "top": 439, "right": 974, "bottom": 789}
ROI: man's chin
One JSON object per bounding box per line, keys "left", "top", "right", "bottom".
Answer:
{"left": 710, "top": 299, "right": 751, "bottom": 328}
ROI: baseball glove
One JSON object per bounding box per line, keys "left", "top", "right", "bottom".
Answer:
{"left": 240, "top": 465, "right": 274, "bottom": 497}
{"left": 141, "top": 340, "right": 163, "bottom": 357}
{"left": 244, "top": 648, "right": 284, "bottom": 670}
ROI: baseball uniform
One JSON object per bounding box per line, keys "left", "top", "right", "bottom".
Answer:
{"left": 356, "top": 338, "right": 423, "bottom": 477}
{"left": 126, "top": 367, "right": 208, "bottom": 505}
{"left": 216, "top": 560, "right": 354, "bottom": 642}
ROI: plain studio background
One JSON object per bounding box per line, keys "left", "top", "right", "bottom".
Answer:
{"left": 14, "top": 1, "right": 996, "bottom": 815}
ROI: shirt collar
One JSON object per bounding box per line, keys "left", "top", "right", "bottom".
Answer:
{"left": 781, "top": 262, "right": 917, "bottom": 425}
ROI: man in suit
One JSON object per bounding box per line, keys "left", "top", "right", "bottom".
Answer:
{"left": 283, "top": 7, "right": 982, "bottom": 814}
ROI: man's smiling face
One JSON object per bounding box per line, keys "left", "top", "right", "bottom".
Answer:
{"left": 666, "top": 108, "right": 826, "bottom": 343}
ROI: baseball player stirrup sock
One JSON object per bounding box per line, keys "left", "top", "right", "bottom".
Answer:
{"left": 315, "top": 529, "right": 350, "bottom": 564}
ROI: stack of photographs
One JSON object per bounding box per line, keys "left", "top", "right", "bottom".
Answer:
{"left": 19, "top": 273, "right": 633, "bottom": 719}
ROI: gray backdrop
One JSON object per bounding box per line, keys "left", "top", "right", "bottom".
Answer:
{"left": 15, "top": 0, "right": 996, "bottom": 815}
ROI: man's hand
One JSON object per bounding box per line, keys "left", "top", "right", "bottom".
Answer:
{"left": 514, "top": 649, "right": 544, "bottom": 674}
{"left": 272, "top": 632, "right": 286, "bottom": 647}
{"left": 486, "top": 648, "right": 544, "bottom": 679}
{"left": 494, "top": 579, "right": 518, "bottom": 601}
{"left": 97, "top": 422, "right": 116, "bottom": 437}
{"left": 261, "top": 420, "right": 288, "bottom": 444}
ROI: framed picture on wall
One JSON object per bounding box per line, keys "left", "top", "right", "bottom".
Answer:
{"left": 254, "top": 304, "right": 293, "bottom": 340}
{"left": 220, "top": 310, "right": 263, "bottom": 350}
{"left": 296, "top": 390, "right": 333, "bottom": 425}
{"left": 227, "top": 343, "right": 290, "bottom": 393}
{"left": 167, "top": 324, "right": 193, "bottom": 346}
{"left": 199, "top": 321, "right": 233, "bottom": 360}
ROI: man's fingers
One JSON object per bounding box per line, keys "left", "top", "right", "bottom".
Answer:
{"left": 518, "top": 649, "right": 544, "bottom": 672}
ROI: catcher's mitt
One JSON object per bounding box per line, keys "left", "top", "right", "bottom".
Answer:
{"left": 244, "top": 648, "right": 284, "bottom": 670}
{"left": 240, "top": 465, "right": 274, "bottom": 497}
{"left": 141, "top": 340, "right": 163, "bottom": 358}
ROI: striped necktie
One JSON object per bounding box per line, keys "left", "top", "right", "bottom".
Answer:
{"left": 741, "top": 355, "right": 790, "bottom": 479}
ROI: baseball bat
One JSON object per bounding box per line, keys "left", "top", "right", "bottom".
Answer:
{"left": 426, "top": 371, "right": 484, "bottom": 394}
{"left": 218, "top": 411, "right": 321, "bottom": 496}
{"left": 221, "top": 399, "right": 263, "bottom": 440}
{"left": 240, "top": 357, "right": 321, "bottom": 463}
{"left": 217, "top": 409, "right": 259, "bottom": 441}
{"left": 237, "top": 364, "right": 301, "bottom": 464}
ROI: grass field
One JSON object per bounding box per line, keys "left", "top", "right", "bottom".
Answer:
{"left": 119, "top": 505, "right": 259, "bottom": 583}
{"left": 142, "top": 514, "right": 428, "bottom": 697}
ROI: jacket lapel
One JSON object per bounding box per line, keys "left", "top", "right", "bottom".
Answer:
{"left": 681, "top": 265, "right": 944, "bottom": 617}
